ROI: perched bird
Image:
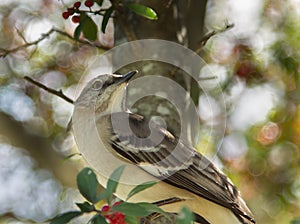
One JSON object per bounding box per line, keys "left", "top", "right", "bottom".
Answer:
{"left": 73, "top": 71, "right": 255, "bottom": 224}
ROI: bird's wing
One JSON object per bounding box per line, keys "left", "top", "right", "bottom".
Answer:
{"left": 102, "top": 112, "right": 255, "bottom": 224}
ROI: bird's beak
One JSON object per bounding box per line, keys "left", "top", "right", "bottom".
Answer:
{"left": 115, "top": 70, "right": 138, "bottom": 85}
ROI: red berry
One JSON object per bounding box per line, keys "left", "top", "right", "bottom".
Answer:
{"left": 110, "top": 212, "right": 125, "bottom": 224}
{"left": 101, "top": 205, "right": 110, "bottom": 212}
{"left": 74, "top": 1, "right": 81, "bottom": 8}
{"left": 62, "top": 11, "right": 70, "bottom": 19}
{"left": 84, "top": 0, "right": 94, "bottom": 7}
{"left": 72, "top": 15, "right": 80, "bottom": 23}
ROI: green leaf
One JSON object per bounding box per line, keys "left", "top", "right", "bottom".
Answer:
{"left": 101, "top": 7, "right": 114, "bottom": 33}
{"left": 111, "top": 202, "right": 149, "bottom": 217}
{"left": 82, "top": 15, "right": 98, "bottom": 41}
{"left": 126, "top": 3, "right": 158, "bottom": 20}
{"left": 177, "top": 207, "right": 194, "bottom": 224}
{"left": 74, "top": 25, "right": 82, "bottom": 40}
{"left": 50, "top": 211, "right": 82, "bottom": 224}
{"left": 76, "top": 202, "right": 94, "bottom": 212}
{"left": 79, "top": 12, "right": 98, "bottom": 41}
{"left": 90, "top": 214, "right": 108, "bottom": 224}
{"left": 95, "top": 0, "right": 104, "bottom": 7}
{"left": 95, "top": 189, "right": 107, "bottom": 202}
{"left": 112, "top": 202, "right": 166, "bottom": 219}
{"left": 291, "top": 219, "right": 300, "bottom": 224}
{"left": 125, "top": 215, "right": 139, "bottom": 224}
{"left": 105, "top": 165, "right": 125, "bottom": 203}
{"left": 126, "top": 181, "right": 157, "bottom": 201}
{"left": 94, "top": 190, "right": 106, "bottom": 203}
{"left": 135, "top": 202, "right": 167, "bottom": 216}
{"left": 77, "top": 168, "right": 99, "bottom": 203}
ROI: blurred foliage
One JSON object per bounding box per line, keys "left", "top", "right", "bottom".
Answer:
{"left": 201, "top": 1, "right": 300, "bottom": 223}
{"left": 0, "top": 0, "right": 300, "bottom": 224}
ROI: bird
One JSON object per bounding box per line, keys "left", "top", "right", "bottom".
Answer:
{"left": 72, "top": 70, "right": 255, "bottom": 224}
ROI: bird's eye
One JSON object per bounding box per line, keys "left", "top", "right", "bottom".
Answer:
{"left": 92, "top": 81, "right": 102, "bottom": 90}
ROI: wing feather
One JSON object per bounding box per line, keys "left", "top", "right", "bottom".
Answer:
{"left": 101, "top": 112, "right": 255, "bottom": 224}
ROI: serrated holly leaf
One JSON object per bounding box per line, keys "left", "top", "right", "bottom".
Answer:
{"left": 74, "top": 25, "right": 82, "bottom": 40}
{"left": 105, "top": 165, "right": 125, "bottom": 203}
{"left": 77, "top": 168, "right": 99, "bottom": 203}
{"left": 126, "top": 3, "right": 158, "bottom": 20}
{"left": 101, "top": 7, "right": 113, "bottom": 33}
{"left": 90, "top": 214, "right": 108, "bottom": 224}
{"left": 177, "top": 207, "right": 194, "bottom": 224}
{"left": 76, "top": 202, "right": 94, "bottom": 212}
{"left": 50, "top": 211, "right": 82, "bottom": 224}
{"left": 126, "top": 181, "right": 157, "bottom": 201}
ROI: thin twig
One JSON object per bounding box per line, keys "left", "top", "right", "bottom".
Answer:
{"left": 24, "top": 76, "right": 74, "bottom": 104}
{"left": 0, "top": 27, "right": 111, "bottom": 58}
{"left": 79, "top": 8, "right": 115, "bottom": 17}
{"left": 196, "top": 22, "right": 234, "bottom": 54}
{"left": 168, "top": 22, "right": 234, "bottom": 79}
{"left": 0, "top": 29, "right": 55, "bottom": 57}
{"left": 15, "top": 27, "right": 28, "bottom": 44}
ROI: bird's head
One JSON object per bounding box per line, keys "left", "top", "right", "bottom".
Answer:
{"left": 75, "top": 70, "right": 137, "bottom": 114}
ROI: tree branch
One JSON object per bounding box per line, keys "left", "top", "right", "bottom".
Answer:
{"left": 24, "top": 76, "right": 74, "bottom": 104}
{"left": 0, "top": 27, "right": 111, "bottom": 58}
{"left": 196, "top": 22, "right": 234, "bottom": 54}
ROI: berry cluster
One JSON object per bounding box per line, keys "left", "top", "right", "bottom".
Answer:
{"left": 62, "top": 1, "right": 95, "bottom": 23}
{"left": 101, "top": 202, "right": 126, "bottom": 224}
